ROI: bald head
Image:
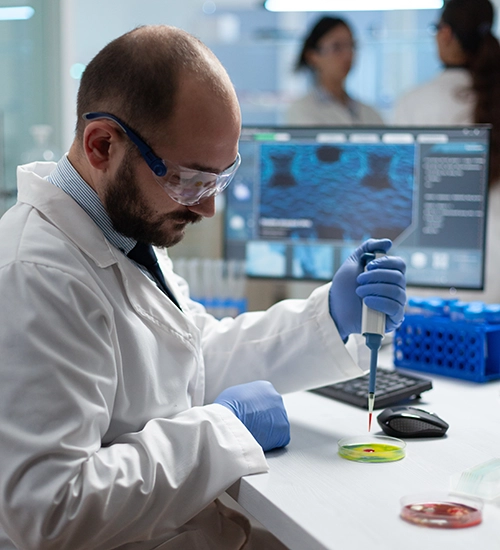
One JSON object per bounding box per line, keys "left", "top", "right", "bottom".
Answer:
{"left": 76, "top": 25, "right": 239, "bottom": 146}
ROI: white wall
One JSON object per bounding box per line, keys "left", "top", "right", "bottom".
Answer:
{"left": 60, "top": 0, "right": 208, "bottom": 149}
{"left": 60, "top": 1, "right": 500, "bottom": 148}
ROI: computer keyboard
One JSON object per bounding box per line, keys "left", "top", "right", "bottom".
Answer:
{"left": 311, "top": 369, "right": 433, "bottom": 410}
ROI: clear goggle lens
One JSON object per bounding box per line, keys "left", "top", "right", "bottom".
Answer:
{"left": 154, "top": 153, "right": 241, "bottom": 206}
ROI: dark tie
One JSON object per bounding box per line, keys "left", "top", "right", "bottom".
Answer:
{"left": 127, "top": 242, "right": 181, "bottom": 310}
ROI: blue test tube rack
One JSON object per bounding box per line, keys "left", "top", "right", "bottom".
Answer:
{"left": 394, "top": 298, "right": 500, "bottom": 382}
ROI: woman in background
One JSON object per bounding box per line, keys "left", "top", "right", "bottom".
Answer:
{"left": 286, "top": 16, "right": 383, "bottom": 126}
{"left": 395, "top": 0, "right": 500, "bottom": 303}
{"left": 394, "top": 0, "right": 500, "bottom": 181}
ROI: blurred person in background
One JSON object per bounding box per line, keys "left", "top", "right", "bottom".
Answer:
{"left": 286, "top": 16, "right": 384, "bottom": 126}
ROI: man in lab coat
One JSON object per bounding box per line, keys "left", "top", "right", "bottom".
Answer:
{"left": 0, "top": 26, "right": 406, "bottom": 549}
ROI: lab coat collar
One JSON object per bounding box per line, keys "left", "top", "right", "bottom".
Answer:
{"left": 17, "top": 162, "right": 118, "bottom": 269}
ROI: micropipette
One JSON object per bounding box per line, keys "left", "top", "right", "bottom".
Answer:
{"left": 360, "top": 252, "right": 386, "bottom": 432}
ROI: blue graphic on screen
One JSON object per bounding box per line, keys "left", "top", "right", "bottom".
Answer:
{"left": 292, "top": 243, "right": 333, "bottom": 279}
{"left": 225, "top": 126, "right": 490, "bottom": 288}
{"left": 246, "top": 242, "right": 286, "bottom": 277}
{"left": 259, "top": 143, "right": 414, "bottom": 242}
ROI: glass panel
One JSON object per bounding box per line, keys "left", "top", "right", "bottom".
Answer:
{"left": 0, "top": 0, "right": 61, "bottom": 214}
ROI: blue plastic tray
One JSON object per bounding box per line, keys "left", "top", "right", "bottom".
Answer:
{"left": 394, "top": 314, "right": 500, "bottom": 382}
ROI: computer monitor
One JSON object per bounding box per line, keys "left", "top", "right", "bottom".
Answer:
{"left": 224, "top": 125, "right": 490, "bottom": 290}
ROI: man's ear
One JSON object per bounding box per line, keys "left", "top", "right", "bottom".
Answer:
{"left": 83, "top": 122, "right": 121, "bottom": 171}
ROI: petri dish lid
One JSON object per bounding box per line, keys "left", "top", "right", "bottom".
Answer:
{"left": 451, "top": 457, "right": 500, "bottom": 500}
{"left": 338, "top": 434, "right": 406, "bottom": 463}
{"left": 400, "top": 492, "right": 483, "bottom": 529}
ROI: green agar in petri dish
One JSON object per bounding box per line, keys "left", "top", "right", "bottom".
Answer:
{"left": 338, "top": 435, "right": 406, "bottom": 463}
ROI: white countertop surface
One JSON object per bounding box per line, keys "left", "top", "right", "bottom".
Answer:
{"left": 228, "top": 346, "right": 500, "bottom": 549}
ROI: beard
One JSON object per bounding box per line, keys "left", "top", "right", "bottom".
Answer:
{"left": 103, "top": 153, "right": 202, "bottom": 248}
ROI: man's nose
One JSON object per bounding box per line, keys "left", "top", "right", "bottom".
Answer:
{"left": 187, "top": 194, "right": 216, "bottom": 218}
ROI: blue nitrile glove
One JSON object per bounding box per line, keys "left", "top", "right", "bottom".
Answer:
{"left": 214, "top": 380, "right": 290, "bottom": 452}
{"left": 329, "top": 238, "right": 406, "bottom": 341}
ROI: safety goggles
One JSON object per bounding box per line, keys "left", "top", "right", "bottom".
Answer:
{"left": 83, "top": 112, "right": 241, "bottom": 206}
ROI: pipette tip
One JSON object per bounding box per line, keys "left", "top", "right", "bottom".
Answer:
{"left": 368, "top": 393, "right": 375, "bottom": 432}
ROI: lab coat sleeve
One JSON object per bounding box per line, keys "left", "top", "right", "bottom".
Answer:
{"left": 183, "top": 282, "right": 367, "bottom": 403}
{"left": 0, "top": 261, "right": 267, "bottom": 550}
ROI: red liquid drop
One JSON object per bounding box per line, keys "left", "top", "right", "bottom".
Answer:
{"left": 363, "top": 448, "right": 376, "bottom": 453}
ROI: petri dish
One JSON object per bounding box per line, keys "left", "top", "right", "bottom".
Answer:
{"left": 338, "top": 435, "right": 406, "bottom": 463}
{"left": 400, "top": 493, "right": 483, "bottom": 529}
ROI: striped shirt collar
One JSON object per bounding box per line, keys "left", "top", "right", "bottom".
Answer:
{"left": 47, "top": 154, "right": 136, "bottom": 255}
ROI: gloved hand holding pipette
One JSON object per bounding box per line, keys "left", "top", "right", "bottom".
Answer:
{"left": 328, "top": 238, "right": 406, "bottom": 342}
{"left": 329, "top": 238, "right": 406, "bottom": 431}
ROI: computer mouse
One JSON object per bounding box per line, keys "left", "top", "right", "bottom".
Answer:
{"left": 377, "top": 405, "right": 449, "bottom": 438}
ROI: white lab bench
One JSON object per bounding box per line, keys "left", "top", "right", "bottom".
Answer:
{"left": 228, "top": 345, "right": 500, "bottom": 550}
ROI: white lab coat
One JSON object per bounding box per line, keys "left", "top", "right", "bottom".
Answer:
{"left": 0, "top": 162, "right": 365, "bottom": 550}
{"left": 393, "top": 68, "right": 474, "bottom": 125}
{"left": 285, "top": 87, "right": 384, "bottom": 126}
